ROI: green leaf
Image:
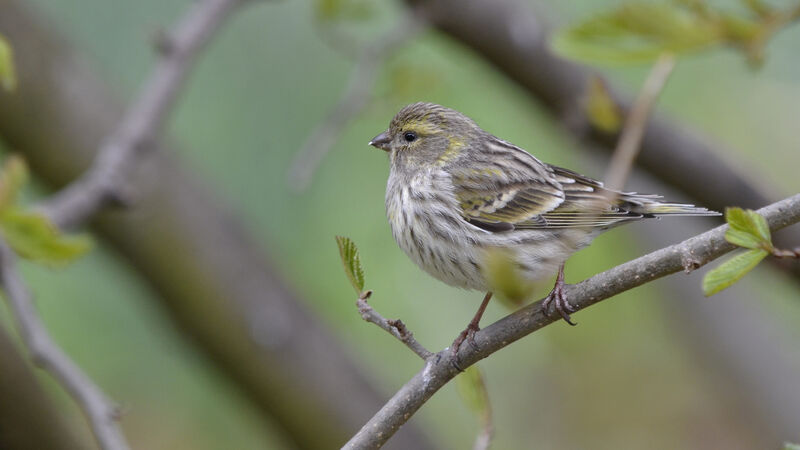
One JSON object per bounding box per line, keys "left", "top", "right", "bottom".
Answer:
{"left": 0, "top": 155, "right": 28, "bottom": 211}
{"left": 0, "top": 208, "right": 92, "bottom": 266}
{"left": 551, "top": 2, "right": 721, "bottom": 64}
{"left": 724, "top": 207, "right": 771, "bottom": 249}
{"left": 585, "top": 76, "right": 622, "bottom": 133}
{"left": 335, "top": 235, "right": 365, "bottom": 293}
{"left": 783, "top": 442, "right": 800, "bottom": 450}
{"left": 702, "top": 248, "right": 767, "bottom": 296}
{"left": 0, "top": 35, "right": 16, "bottom": 92}
{"left": 456, "top": 365, "right": 489, "bottom": 415}
{"left": 482, "top": 247, "right": 534, "bottom": 306}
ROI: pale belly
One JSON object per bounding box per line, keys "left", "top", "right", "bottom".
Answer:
{"left": 385, "top": 177, "right": 590, "bottom": 292}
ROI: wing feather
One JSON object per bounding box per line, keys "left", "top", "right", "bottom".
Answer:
{"left": 452, "top": 140, "right": 652, "bottom": 231}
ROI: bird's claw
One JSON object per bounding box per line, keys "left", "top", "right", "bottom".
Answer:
{"left": 451, "top": 322, "right": 480, "bottom": 357}
{"left": 542, "top": 266, "right": 577, "bottom": 326}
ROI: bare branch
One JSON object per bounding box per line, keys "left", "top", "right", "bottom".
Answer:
{"left": 40, "top": 0, "right": 246, "bottom": 229}
{"left": 0, "top": 238, "right": 128, "bottom": 450}
{"left": 287, "top": 9, "right": 428, "bottom": 192}
{"left": 344, "top": 193, "right": 800, "bottom": 449}
{"left": 604, "top": 53, "right": 676, "bottom": 192}
{"left": 357, "top": 291, "right": 433, "bottom": 360}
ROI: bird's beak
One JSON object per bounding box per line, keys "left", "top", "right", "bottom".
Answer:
{"left": 369, "top": 131, "right": 391, "bottom": 152}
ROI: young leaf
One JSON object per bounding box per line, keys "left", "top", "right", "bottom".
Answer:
{"left": 551, "top": 2, "right": 721, "bottom": 64}
{"left": 0, "top": 155, "right": 29, "bottom": 211}
{"left": 335, "top": 235, "right": 365, "bottom": 293}
{"left": 0, "top": 35, "right": 16, "bottom": 92}
{"left": 702, "top": 248, "right": 767, "bottom": 296}
{"left": 584, "top": 76, "right": 622, "bottom": 133}
{"left": 482, "top": 247, "right": 534, "bottom": 306}
{"left": 0, "top": 207, "right": 92, "bottom": 266}
{"left": 724, "top": 207, "right": 771, "bottom": 249}
{"left": 456, "top": 365, "right": 489, "bottom": 415}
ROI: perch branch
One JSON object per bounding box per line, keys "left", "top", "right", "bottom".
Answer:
{"left": 344, "top": 192, "right": 800, "bottom": 449}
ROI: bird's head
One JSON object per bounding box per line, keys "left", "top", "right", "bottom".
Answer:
{"left": 369, "top": 102, "right": 479, "bottom": 168}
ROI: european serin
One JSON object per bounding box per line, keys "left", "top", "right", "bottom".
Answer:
{"left": 370, "top": 102, "right": 718, "bottom": 349}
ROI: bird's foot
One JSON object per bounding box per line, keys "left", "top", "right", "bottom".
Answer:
{"left": 542, "top": 264, "right": 577, "bottom": 326}
{"left": 451, "top": 322, "right": 480, "bottom": 357}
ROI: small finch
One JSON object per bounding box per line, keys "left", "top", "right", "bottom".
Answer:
{"left": 369, "top": 102, "right": 718, "bottom": 349}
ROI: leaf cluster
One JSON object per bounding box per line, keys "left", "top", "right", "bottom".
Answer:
{"left": 702, "top": 207, "right": 775, "bottom": 296}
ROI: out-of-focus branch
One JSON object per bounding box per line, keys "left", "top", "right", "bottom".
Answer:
{"left": 356, "top": 291, "right": 433, "bottom": 360}
{"left": 287, "top": 8, "right": 427, "bottom": 192}
{"left": 0, "top": 0, "right": 245, "bottom": 448}
{"left": 401, "top": 0, "right": 799, "bottom": 276}
{"left": 345, "top": 193, "right": 800, "bottom": 449}
{"left": 40, "top": 0, "right": 246, "bottom": 229}
{"left": 0, "top": 326, "right": 90, "bottom": 450}
{"left": 604, "top": 53, "right": 675, "bottom": 192}
{"left": 0, "top": 1, "right": 434, "bottom": 448}
{"left": 0, "top": 239, "right": 128, "bottom": 450}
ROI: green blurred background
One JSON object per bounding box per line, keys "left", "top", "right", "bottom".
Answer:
{"left": 2, "top": 0, "right": 800, "bottom": 448}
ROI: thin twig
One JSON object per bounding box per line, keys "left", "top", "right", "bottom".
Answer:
{"left": 287, "top": 9, "right": 428, "bottom": 192}
{"left": 604, "top": 53, "right": 676, "bottom": 192}
{"left": 356, "top": 291, "right": 433, "bottom": 360}
{"left": 0, "top": 238, "right": 129, "bottom": 450}
{"left": 39, "top": 0, "right": 246, "bottom": 229}
{"left": 344, "top": 192, "right": 800, "bottom": 449}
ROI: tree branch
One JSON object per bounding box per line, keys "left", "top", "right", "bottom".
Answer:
{"left": 40, "top": 0, "right": 246, "bottom": 229}
{"left": 344, "top": 192, "right": 800, "bottom": 449}
{"left": 0, "top": 238, "right": 128, "bottom": 450}
{"left": 356, "top": 291, "right": 433, "bottom": 360}
{"left": 0, "top": 326, "right": 89, "bottom": 450}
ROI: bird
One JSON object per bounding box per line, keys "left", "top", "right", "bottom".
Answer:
{"left": 369, "top": 102, "right": 719, "bottom": 352}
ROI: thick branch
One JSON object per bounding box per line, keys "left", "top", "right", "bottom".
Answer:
{"left": 40, "top": 0, "right": 245, "bottom": 229}
{"left": 0, "top": 239, "right": 128, "bottom": 450}
{"left": 345, "top": 193, "right": 800, "bottom": 449}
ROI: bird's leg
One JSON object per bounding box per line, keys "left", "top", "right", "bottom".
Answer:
{"left": 451, "top": 291, "right": 493, "bottom": 355}
{"left": 542, "top": 264, "right": 577, "bottom": 326}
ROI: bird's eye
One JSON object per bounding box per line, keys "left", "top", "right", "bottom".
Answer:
{"left": 403, "top": 131, "right": 417, "bottom": 142}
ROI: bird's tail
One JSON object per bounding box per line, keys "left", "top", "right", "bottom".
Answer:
{"left": 620, "top": 194, "right": 721, "bottom": 217}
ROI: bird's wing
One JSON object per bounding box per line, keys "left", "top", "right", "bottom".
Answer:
{"left": 453, "top": 140, "right": 646, "bottom": 231}
{"left": 452, "top": 139, "right": 566, "bottom": 230}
